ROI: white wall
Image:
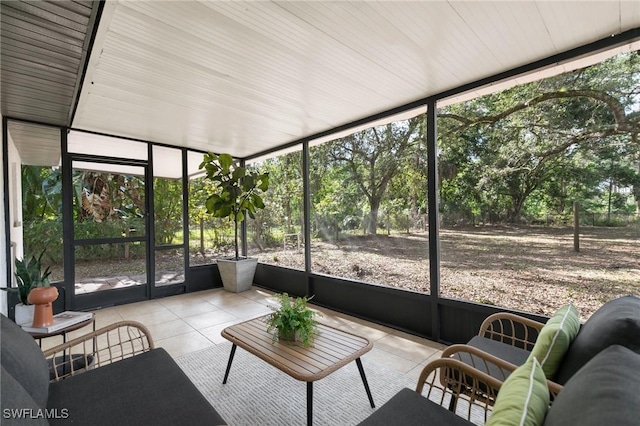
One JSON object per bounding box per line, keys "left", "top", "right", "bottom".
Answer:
{"left": 1, "top": 119, "right": 25, "bottom": 316}
{"left": 8, "top": 129, "right": 23, "bottom": 263}
{"left": 1, "top": 115, "right": 6, "bottom": 315}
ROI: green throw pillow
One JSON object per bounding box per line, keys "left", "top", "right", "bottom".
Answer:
{"left": 528, "top": 304, "right": 580, "bottom": 379}
{"left": 487, "top": 357, "right": 550, "bottom": 426}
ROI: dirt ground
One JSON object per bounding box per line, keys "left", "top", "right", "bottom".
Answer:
{"left": 50, "top": 225, "right": 639, "bottom": 320}
{"left": 260, "top": 225, "right": 640, "bottom": 320}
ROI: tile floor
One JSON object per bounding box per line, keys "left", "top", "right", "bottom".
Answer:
{"left": 43, "top": 287, "right": 446, "bottom": 384}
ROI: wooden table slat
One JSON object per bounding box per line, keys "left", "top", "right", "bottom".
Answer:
{"left": 315, "top": 324, "right": 369, "bottom": 350}
{"left": 224, "top": 330, "right": 320, "bottom": 377}
{"left": 312, "top": 332, "right": 363, "bottom": 356}
{"left": 222, "top": 315, "right": 373, "bottom": 382}
{"left": 311, "top": 332, "right": 368, "bottom": 359}
{"left": 232, "top": 322, "right": 334, "bottom": 371}
{"left": 225, "top": 324, "right": 334, "bottom": 376}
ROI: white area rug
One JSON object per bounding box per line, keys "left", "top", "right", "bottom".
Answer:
{"left": 175, "top": 342, "right": 415, "bottom": 426}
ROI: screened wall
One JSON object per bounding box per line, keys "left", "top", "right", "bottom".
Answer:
{"left": 3, "top": 30, "right": 638, "bottom": 340}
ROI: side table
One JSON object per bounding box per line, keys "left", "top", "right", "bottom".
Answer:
{"left": 28, "top": 315, "right": 96, "bottom": 345}
{"left": 27, "top": 315, "right": 96, "bottom": 379}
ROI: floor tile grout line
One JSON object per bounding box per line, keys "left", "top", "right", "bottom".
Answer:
{"left": 87, "top": 287, "right": 442, "bottom": 366}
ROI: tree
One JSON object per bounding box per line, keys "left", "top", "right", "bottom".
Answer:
{"left": 328, "top": 117, "right": 422, "bottom": 234}
{"left": 247, "top": 152, "right": 303, "bottom": 250}
{"left": 309, "top": 141, "right": 362, "bottom": 240}
{"left": 153, "top": 178, "right": 183, "bottom": 245}
{"left": 21, "top": 166, "right": 61, "bottom": 221}
{"left": 437, "top": 52, "right": 640, "bottom": 223}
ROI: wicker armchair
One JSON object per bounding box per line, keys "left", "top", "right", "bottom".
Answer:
{"left": 359, "top": 356, "right": 503, "bottom": 425}
{"left": 443, "top": 311, "right": 569, "bottom": 402}
{"left": 43, "top": 320, "right": 154, "bottom": 382}
{"left": 439, "top": 311, "right": 570, "bottom": 409}
{"left": 442, "top": 344, "right": 563, "bottom": 403}
{"left": 443, "top": 296, "right": 640, "bottom": 409}
{"left": 477, "top": 312, "right": 544, "bottom": 351}
{"left": 418, "top": 357, "right": 503, "bottom": 423}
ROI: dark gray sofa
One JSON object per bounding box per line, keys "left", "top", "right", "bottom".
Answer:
{"left": 359, "top": 344, "right": 640, "bottom": 426}
{"left": 445, "top": 295, "right": 640, "bottom": 386}
{"left": 1, "top": 314, "right": 225, "bottom": 425}
{"left": 359, "top": 295, "right": 640, "bottom": 425}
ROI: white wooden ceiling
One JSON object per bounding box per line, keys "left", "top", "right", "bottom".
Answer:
{"left": 51, "top": 1, "right": 640, "bottom": 158}
{"left": 7, "top": 121, "right": 61, "bottom": 166}
{"left": 0, "top": 1, "right": 98, "bottom": 125}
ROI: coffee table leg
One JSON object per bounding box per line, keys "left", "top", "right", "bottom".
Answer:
{"left": 222, "top": 344, "right": 237, "bottom": 384}
{"left": 307, "top": 381, "right": 313, "bottom": 426}
{"left": 356, "top": 358, "right": 375, "bottom": 408}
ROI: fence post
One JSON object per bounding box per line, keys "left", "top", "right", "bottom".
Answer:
{"left": 200, "top": 217, "right": 205, "bottom": 255}
{"left": 573, "top": 202, "right": 580, "bottom": 253}
{"left": 124, "top": 226, "right": 130, "bottom": 260}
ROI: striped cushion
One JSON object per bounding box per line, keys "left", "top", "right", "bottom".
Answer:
{"left": 528, "top": 304, "right": 580, "bottom": 379}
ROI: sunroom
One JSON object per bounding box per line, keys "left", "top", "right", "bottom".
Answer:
{"left": 1, "top": 2, "right": 640, "bottom": 422}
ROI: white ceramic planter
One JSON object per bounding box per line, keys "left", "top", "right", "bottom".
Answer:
{"left": 217, "top": 257, "right": 258, "bottom": 293}
{"left": 14, "top": 303, "right": 35, "bottom": 326}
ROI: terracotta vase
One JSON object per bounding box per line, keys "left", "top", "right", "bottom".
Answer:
{"left": 27, "top": 286, "right": 59, "bottom": 328}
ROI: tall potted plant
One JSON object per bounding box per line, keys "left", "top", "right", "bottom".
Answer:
{"left": 200, "top": 152, "right": 269, "bottom": 292}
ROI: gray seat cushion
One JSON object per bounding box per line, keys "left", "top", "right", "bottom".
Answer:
{"left": 544, "top": 345, "right": 640, "bottom": 426}
{"left": 1, "top": 315, "right": 50, "bottom": 408}
{"left": 47, "top": 348, "right": 225, "bottom": 426}
{"left": 467, "top": 335, "right": 531, "bottom": 370}
{"left": 357, "top": 388, "right": 472, "bottom": 426}
{"left": 450, "top": 336, "right": 531, "bottom": 398}
{"left": 0, "top": 366, "right": 49, "bottom": 426}
{"left": 555, "top": 295, "right": 640, "bottom": 384}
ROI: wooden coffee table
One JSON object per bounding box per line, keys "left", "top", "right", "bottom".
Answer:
{"left": 221, "top": 315, "right": 375, "bottom": 425}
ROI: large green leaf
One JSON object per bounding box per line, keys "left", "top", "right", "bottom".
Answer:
{"left": 205, "top": 194, "right": 221, "bottom": 213}
{"left": 218, "top": 153, "right": 234, "bottom": 172}
{"left": 232, "top": 167, "right": 246, "bottom": 181}
{"left": 218, "top": 205, "right": 232, "bottom": 218}
{"left": 241, "top": 175, "right": 255, "bottom": 191}
{"left": 252, "top": 194, "right": 265, "bottom": 209}
{"left": 258, "top": 174, "right": 270, "bottom": 191}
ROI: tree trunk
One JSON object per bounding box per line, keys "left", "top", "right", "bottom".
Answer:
{"left": 252, "top": 218, "right": 264, "bottom": 251}
{"left": 607, "top": 178, "right": 613, "bottom": 225}
{"left": 635, "top": 160, "right": 640, "bottom": 215}
{"left": 285, "top": 200, "right": 292, "bottom": 233}
{"left": 124, "top": 226, "right": 130, "bottom": 260}
{"left": 368, "top": 198, "right": 381, "bottom": 234}
{"left": 234, "top": 219, "right": 239, "bottom": 259}
{"left": 200, "top": 217, "right": 205, "bottom": 256}
{"left": 510, "top": 197, "right": 525, "bottom": 223}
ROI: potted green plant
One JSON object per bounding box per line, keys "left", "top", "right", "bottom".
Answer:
{"left": 266, "top": 293, "right": 321, "bottom": 347}
{"left": 199, "top": 152, "right": 269, "bottom": 292}
{"left": 5, "top": 252, "right": 53, "bottom": 326}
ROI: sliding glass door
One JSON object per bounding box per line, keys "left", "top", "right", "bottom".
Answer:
{"left": 71, "top": 157, "right": 149, "bottom": 308}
